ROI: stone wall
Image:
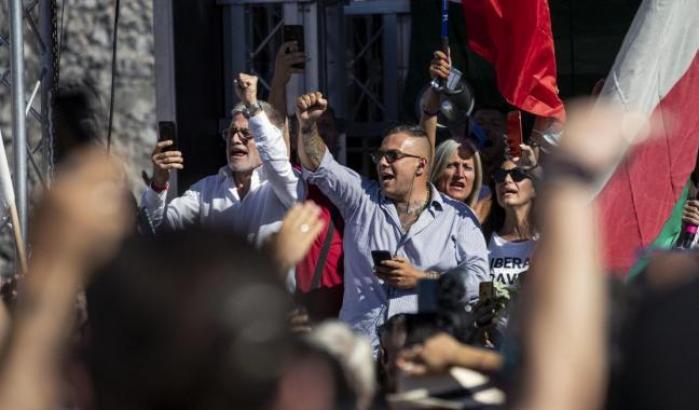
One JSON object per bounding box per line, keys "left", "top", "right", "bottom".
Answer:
{"left": 0, "top": 0, "right": 156, "bottom": 274}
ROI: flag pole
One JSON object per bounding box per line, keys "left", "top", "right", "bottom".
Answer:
{"left": 9, "top": 203, "right": 27, "bottom": 275}
{"left": 0, "top": 128, "right": 27, "bottom": 276}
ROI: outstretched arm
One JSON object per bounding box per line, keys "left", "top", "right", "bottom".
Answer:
{"left": 515, "top": 102, "right": 651, "bottom": 410}
{"left": 420, "top": 48, "right": 451, "bottom": 156}
{"left": 296, "top": 92, "right": 330, "bottom": 171}
{"left": 269, "top": 41, "right": 306, "bottom": 118}
{"left": 237, "top": 73, "right": 300, "bottom": 207}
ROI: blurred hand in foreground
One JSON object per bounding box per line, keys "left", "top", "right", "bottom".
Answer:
{"left": 31, "top": 148, "right": 134, "bottom": 275}
{"left": 272, "top": 201, "right": 325, "bottom": 272}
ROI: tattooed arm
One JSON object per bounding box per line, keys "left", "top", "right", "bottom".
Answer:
{"left": 296, "top": 92, "right": 329, "bottom": 171}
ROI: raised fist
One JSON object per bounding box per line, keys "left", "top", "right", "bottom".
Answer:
{"left": 296, "top": 92, "right": 328, "bottom": 124}
{"left": 234, "top": 73, "right": 258, "bottom": 105}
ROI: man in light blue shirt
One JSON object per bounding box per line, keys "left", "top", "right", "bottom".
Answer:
{"left": 296, "top": 92, "right": 489, "bottom": 352}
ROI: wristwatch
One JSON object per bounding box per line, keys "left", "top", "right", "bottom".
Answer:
{"left": 242, "top": 101, "right": 263, "bottom": 119}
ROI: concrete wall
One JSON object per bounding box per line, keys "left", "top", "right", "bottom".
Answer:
{"left": 0, "top": 0, "right": 156, "bottom": 274}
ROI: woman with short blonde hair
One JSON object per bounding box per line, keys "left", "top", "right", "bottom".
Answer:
{"left": 430, "top": 139, "right": 483, "bottom": 209}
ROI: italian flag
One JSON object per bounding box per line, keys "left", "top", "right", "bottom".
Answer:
{"left": 594, "top": 0, "right": 699, "bottom": 276}
{"left": 459, "top": 0, "right": 699, "bottom": 276}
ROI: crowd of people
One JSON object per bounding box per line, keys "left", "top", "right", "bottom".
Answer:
{"left": 0, "top": 38, "right": 697, "bottom": 410}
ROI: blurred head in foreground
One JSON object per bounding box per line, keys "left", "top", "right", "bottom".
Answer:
{"left": 85, "top": 228, "right": 291, "bottom": 410}
{"left": 54, "top": 78, "right": 105, "bottom": 164}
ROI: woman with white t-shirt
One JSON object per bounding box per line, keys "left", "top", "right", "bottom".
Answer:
{"left": 485, "top": 160, "right": 538, "bottom": 287}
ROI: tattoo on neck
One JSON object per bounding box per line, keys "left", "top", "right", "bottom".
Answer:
{"left": 397, "top": 201, "right": 425, "bottom": 232}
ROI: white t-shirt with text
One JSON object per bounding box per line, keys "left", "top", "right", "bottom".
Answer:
{"left": 488, "top": 232, "right": 537, "bottom": 286}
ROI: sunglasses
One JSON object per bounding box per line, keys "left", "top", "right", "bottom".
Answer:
{"left": 493, "top": 168, "right": 529, "bottom": 183}
{"left": 221, "top": 127, "right": 252, "bottom": 141}
{"left": 370, "top": 149, "right": 423, "bottom": 164}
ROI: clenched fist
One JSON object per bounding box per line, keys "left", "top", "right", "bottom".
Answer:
{"left": 296, "top": 92, "right": 328, "bottom": 125}
{"left": 234, "top": 73, "right": 258, "bottom": 105}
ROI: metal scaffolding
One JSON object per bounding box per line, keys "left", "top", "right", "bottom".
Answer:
{"left": 217, "top": 0, "right": 411, "bottom": 175}
{"left": 1, "top": 0, "right": 57, "bottom": 269}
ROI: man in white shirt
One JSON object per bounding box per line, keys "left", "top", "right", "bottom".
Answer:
{"left": 141, "top": 73, "right": 301, "bottom": 247}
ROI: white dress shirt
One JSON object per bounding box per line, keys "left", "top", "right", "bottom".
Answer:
{"left": 141, "top": 112, "right": 302, "bottom": 247}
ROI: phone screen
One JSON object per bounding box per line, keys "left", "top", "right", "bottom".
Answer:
{"left": 158, "top": 121, "right": 177, "bottom": 152}
{"left": 506, "top": 110, "right": 523, "bottom": 158}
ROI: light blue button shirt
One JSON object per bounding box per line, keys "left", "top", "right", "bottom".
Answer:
{"left": 304, "top": 150, "right": 489, "bottom": 352}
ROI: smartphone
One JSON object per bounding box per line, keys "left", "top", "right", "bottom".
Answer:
{"left": 479, "top": 281, "right": 495, "bottom": 302}
{"left": 282, "top": 25, "right": 305, "bottom": 70}
{"left": 371, "top": 250, "right": 392, "bottom": 269}
{"left": 506, "top": 110, "right": 523, "bottom": 158}
{"left": 158, "top": 121, "right": 177, "bottom": 152}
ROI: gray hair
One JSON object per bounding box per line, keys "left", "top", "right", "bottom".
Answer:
{"left": 306, "top": 321, "right": 376, "bottom": 410}
{"left": 430, "top": 139, "right": 483, "bottom": 208}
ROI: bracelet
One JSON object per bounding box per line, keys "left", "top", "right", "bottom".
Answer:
{"left": 424, "top": 270, "right": 440, "bottom": 280}
{"left": 151, "top": 181, "right": 169, "bottom": 193}
{"left": 242, "top": 101, "right": 263, "bottom": 119}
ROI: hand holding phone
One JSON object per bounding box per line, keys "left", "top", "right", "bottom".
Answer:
{"left": 158, "top": 121, "right": 177, "bottom": 152}
{"left": 282, "top": 25, "right": 305, "bottom": 70}
{"left": 371, "top": 250, "right": 392, "bottom": 269}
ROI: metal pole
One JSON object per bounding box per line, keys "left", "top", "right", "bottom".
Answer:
{"left": 9, "top": 0, "right": 28, "bottom": 242}
{"left": 40, "top": 0, "right": 56, "bottom": 181}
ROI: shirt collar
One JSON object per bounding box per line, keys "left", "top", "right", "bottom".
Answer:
{"left": 219, "top": 166, "right": 263, "bottom": 189}
{"left": 379, "top": 182, "right": 444, "bottom": 211}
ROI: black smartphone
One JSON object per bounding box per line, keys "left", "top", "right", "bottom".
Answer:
{"left": 371, "top": 250, "right": 392, "bottom": 269}
{"left": 158, "top": 121, "right": 177, "bottom": 152}
{"left": 479, "top": 281, "right": 495, "bottom": 302}
{"left": 282, "top": 25, "right": 305, "bottom": 70}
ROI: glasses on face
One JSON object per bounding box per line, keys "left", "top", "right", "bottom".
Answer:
{"left": 493, "top": 168, "right": 529, "bottom": 183}
{"left": 220, "top": 127, "right": 252, "bottom": 141}
{"left": 370, "top": 149, "right": 423, "bottom": 164}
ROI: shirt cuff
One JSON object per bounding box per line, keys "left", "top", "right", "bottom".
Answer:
{"left": 142, "top": 185, "right": 167, "bottom": 207}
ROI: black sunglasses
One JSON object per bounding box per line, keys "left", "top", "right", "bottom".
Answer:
{"left": 221, "top": 127, "right": 252, "bottom": 141}
{"left": 370, "top": 149, "right": 423, "bottom": 164}
{"left": 493, "top": 168, "right": 529, "bottom": 183}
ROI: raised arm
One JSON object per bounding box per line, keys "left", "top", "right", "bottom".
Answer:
{"left": 236, "top": 73, "right": 300, "bottom": 207}
{"left": 296, "top": 92, "right": 368, "bottom": 216}
{"left": 420, "top": 49, "right": 451, "bottom": 156}
{"left": 514, "top": 102, "right": 651, "bottom": 410}
{"left": 296, "top": 91, "right": 330, "bottom": 171}
{"left": 0, "top": 149, "right": 132, "bottom": 410}
{"left": 269, "top": 41, "right": 306, "bottom": 118}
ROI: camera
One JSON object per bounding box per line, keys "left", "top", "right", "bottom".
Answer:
{"left": 415, "top": 270, "right": 476, "bottom": 344}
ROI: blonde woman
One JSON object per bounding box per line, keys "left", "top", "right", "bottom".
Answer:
{"left": 431, "top": 139, "right": 490, "bottom": 222}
